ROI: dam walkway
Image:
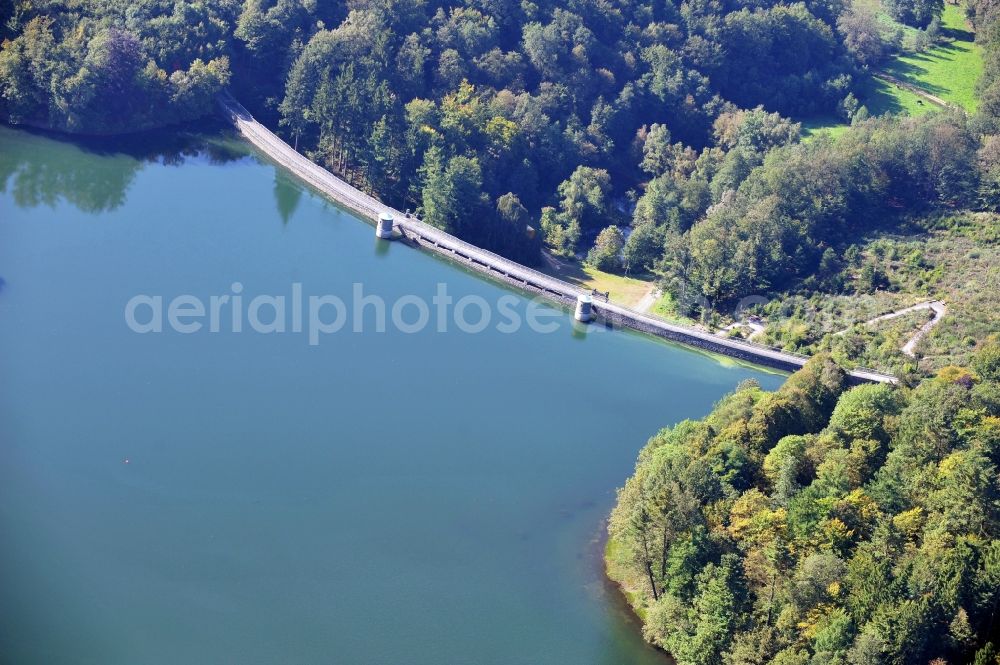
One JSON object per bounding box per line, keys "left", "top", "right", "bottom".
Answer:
{"left": 217, "top": 93, "right": 897, "bottom": 385}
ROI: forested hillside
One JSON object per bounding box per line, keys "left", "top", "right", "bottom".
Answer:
{"left": 2, "top": 0, "right": 996, "bottom": 371}
{"left": 607, "top": 346, "right": 1000, "bottom": 665}
{"left": 0, "top": 0, "right": 235, "bottom": 133}
{"left": 0, "top": 0, "right": 961, "bottom": 260}
{"left": 262, "top": 0, "right": 860, "bottom": 260}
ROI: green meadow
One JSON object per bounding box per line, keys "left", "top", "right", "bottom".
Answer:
{"left": 879, "top": 3, "right": 983, "bottom": 112}
{"left": 803, "top": 3, "right": 981, "bottom": 140}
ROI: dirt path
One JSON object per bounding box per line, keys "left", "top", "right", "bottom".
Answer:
{"left": 873, "top": 72, "right": 957, "bottom": 110}
{"left": 901, "top": 301, "right": 947, "bottom": 357}
{"left": 634, "top": 288, "right": 659, "bottom": 314}
{"left": 836, "top": 300, "right": 948, "bottom": 357}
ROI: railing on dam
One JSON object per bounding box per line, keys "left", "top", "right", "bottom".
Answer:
{"left": 217, "top": 93, "right": 897, "bottom": 385}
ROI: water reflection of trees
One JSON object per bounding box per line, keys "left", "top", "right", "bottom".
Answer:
{"left": 0, "top": 121, "right": 249, "bottom": 214}
{"left": 274, "top": 172, "right": 303, "bottom": 224}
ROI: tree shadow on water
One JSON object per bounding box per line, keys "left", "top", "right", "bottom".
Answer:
{"left": 0, "top": 119, "right": 251, "bottom": 214}
{"left": 34, "top": 118, "right": 250, "bottom": 165}
{"left": 274, "top": 172, "right": 303, "bottom": 225}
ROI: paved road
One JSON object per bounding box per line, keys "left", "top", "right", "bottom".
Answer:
{"left": 217, "top": 93, "right": 898, "bottom": 385}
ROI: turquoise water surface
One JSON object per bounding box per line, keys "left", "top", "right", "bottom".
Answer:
{"left": 0, "top": 125, "right": 783, "bottom": 664}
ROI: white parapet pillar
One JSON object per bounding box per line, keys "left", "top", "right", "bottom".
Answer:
{"left": 376, "top": 212, "right": 395, "bottom": 239}
{"left": 575, "top": 294, "right": 594, "bottom": 323}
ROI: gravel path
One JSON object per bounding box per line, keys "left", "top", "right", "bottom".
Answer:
{"left": 901, "top": 301, "right": 947, "bottom": 357}
{"left": 634, "top": 288, "right": 659, "bottom": 314}
{"left": 835, "top": 300, "right": 947, "bottom": 357}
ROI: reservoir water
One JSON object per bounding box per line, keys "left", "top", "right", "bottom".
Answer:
{"left": 0, "top": 124, "right": 783, "bottom": 664}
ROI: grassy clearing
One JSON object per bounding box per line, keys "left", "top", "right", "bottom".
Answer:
{"left": 800, "top": 77, "right": 932, "bottom": 140}
{"left": 855, "top": 0, "right": 923, "bottom": 43}
{"left": 880, "top": 4, "right": 982, "bottom": 111}
{"left": 540, "top": 253, "right": 656, "bottom": 308}
{"left": 860, "top": 74, "right": 938, "bottom": 115}
{"left": 800, "top": 68, "right": 942, "bottom": 139}
{"left": 800, "top": 116, "right": 853, "bottom": 141}
{"left": 800, "top": 3, "right": 981, "bottom": 137}
{"left": 650, "top": 292, "right": 699, "bottom": 325}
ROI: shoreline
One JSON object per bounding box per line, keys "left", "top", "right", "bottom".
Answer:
{"left": 216, "top": 93, "right": 897, "bottom": 386}
{"left": 590, "top": 523, "right": 675, "bottom": 664}
{"left": 601, "top": 531, "right": 675, "bottom": 663}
